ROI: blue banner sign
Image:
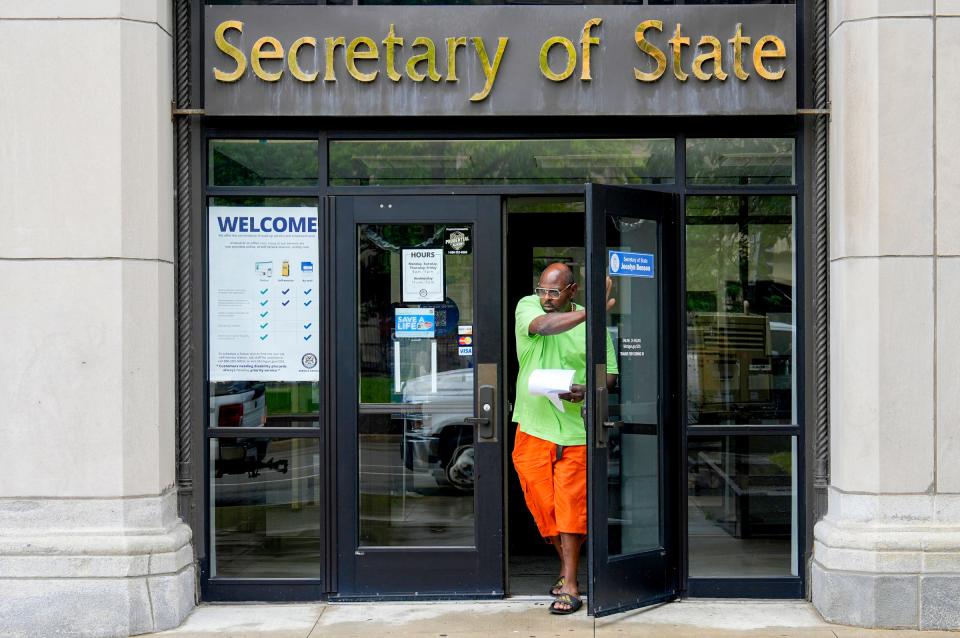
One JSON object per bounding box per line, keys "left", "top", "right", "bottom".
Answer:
{"left": 609, "top": 251, "right": 655, "bottom": 278}
{"left": 395, "top": 308, "right": 436, "bottom": 338}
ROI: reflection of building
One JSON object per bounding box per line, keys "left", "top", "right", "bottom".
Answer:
{"left": 689, "top": 313, "right": 786, "bottom": 424}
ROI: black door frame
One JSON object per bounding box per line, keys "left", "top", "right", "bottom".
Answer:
{"left": 194, "top": 119, "right": 809, "bottom": 603}
{"left": 331, "top": 194, "right": 505, "bottom": 599}
{"left": 585, "top": 185, "right": 682, "bottom": 616}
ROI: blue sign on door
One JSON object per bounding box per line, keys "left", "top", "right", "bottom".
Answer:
{"left": 608, "top": 251, "right": 655, "bottom": 278}
{"left": 395, "top": 308, "right": 436, "bottom": 338}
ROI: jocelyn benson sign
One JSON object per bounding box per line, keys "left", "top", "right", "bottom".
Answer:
{"left": 205, "top": 5, "right": 796, "bottom": 117}
{"left": 609, "top": 250, "right": 654, "bottom": 278}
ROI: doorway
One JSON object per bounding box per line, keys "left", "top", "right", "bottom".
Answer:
{"left": 503, "top": 189, "right": 681, "bottom": 615}
{"left": 504, "top": 197, "right": 588, "bottom": 596}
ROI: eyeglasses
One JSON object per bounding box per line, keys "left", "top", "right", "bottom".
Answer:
{"left": 534, "top": 283, "right": 573, "bottom": 299}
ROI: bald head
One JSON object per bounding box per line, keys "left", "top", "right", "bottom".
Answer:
{"left": 540, "top": 262, "right": 574, "bottom": 287}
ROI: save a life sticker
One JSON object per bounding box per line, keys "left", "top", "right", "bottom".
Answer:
{"left": 395, "top": 308, "right": 436, "bottom": 338}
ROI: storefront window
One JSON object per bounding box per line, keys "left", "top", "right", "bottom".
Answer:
{"left": 330, "top": 138, "right": 674, "bottom": 186}
{"left": 209, "top": 139, "right": 319, "bottom": 187}
{"left": 687, "top": 435, "right": 797, "bottom": 578}
{"left": 687, "top": 138, "right": 795, "bottom": 186}
{"left": 210, "top": 437, "right": 323, "bottom": 577}
{"left": 685, "top": 195, "right": 795, "bottom": 426}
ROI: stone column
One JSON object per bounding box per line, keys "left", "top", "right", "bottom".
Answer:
{"left": 0, "top": 2, "right": 195, "bottom": 635}
{"left": 813, "top": 0, "right": 960, "bottom": 630}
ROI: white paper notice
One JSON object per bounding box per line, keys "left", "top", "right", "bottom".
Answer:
{"left": 402, "top": 248, "right": 444, "bottom": 302}
{"left": 208, "top": 206, "right": 320, "bottom": 382}
{"left": 528, "top": 369, "right": 576, "bottom": 411}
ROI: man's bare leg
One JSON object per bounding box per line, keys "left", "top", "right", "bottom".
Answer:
{"left": 554, "top": 532, "right": 585, "bottom": 610}
{"left": 547, "top": 535, "right": 565, "bottom": 594}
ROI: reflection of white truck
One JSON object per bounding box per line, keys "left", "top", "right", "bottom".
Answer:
{"left": 209, "top": 382, "right": 277, "bottom": 478}
{"left": 398, "top": 369, "right": 475, "bottom": 491}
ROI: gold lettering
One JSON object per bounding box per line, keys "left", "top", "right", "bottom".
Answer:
{"left": 446, "top": 37, "right": 467, "bottom": 82}
{"left": 728, "top": 23, "right": 751, "bottom": 81}
{"left": 539, "top": 36, "right": 576, "bottom": 82}
{"left": 580, "top": 18, "right": 602, "bottom": 81}
{"left": 692, "top": 35, "right": 727, "bottom": 82}
{"left": 324, "top": 36, "right": 345, "bottom": 82}
{"left": 288, "top": 36, "right": 318, "bottom": 82}
{"left": 634, "top": 20, "right": 666, "bottom": 82}
{"left": 346, "top": 37, "right": 379, "bottom": 83}
{"left": 383, "top": 24, "right": 404, "bottom": 82}
{"left": 470, "top": 36, "right": 508, "bottom": 102}
{"left": 213, "top": 20, "right": 246, "bottom": 82}
{"left": 753, "top": 35, "right": 786, "bottom": 80}
{"left": 252, "top": 36, "right": 284, "bottom": 82}
{"left": 406, "top": 37, "right": 441, "bottom": 82}
{"left": 667, "top": 23, "right": 690, "bottom": 82}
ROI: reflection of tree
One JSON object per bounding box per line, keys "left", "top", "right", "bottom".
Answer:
{"left": 329, "top": 139, "right": 675, "bottom": 186}
{"left": 687, "top": 138, "right": 794, "bottom": 186}
{"left": 211, "top": 141, "right": 318, "bottom": 187}
{"left": 686, "top": 195, "right": 793, "bottom": 315}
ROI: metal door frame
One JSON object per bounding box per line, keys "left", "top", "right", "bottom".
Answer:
{"left": 331, "top": 194, "right": 505, "bottom": 599}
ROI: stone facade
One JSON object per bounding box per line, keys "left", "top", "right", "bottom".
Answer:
{"left": 813, "top": 0, "right": 960, "bottom": 630}
{"left": 0, "top": 2, "right": 195, "bottom": 636}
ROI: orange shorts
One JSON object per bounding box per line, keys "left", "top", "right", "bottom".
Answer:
{"left": 511, "top": 426, "right": 587, "bottom": 538}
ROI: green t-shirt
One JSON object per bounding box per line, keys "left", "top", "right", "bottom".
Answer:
{"left": 511, "top": 294, "right": 619, "bottom": 446}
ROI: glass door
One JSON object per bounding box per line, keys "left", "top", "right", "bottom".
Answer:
{"left": 333, "top": 195, "right": 503, "bottom": 597}
{"left": 585, "top": 184, "right": 680, "bottom": 616}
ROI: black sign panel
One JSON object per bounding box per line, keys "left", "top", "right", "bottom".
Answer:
{"left": 204, "top": 5, "right": 796, "bottom": 117}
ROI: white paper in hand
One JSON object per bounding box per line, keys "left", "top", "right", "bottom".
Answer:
{"left": 528, "top": 368, "right": 576, "bottom": 411}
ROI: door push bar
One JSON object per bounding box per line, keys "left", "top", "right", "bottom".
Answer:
{"left": 465, "top": 363, "right": 498, "bottom": 442}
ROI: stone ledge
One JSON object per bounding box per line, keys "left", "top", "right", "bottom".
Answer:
{"left": 0, "top": 488, "right": 181, "bottom": 532}
{"left": 815, "top": 517, "right": 960, "bottom": 553}
{"left": 830, "top": 0, "right": 934, "bottom": 32}
{"left": 0, "top": 488, "right": 195, "bottom": 635}
{"left": 813, "top": 563, "right": 960, "bottom": 630}
{"left": 0, "top": 563, "right": 195, "bottom": 638}
{"left": 0, "top": 538, "right": 193, "bottom": 578}
{"left": 0, "top": 0, "right": 171, "bottom": 34}
{"left": 825, "top": 488, "right": 960, "bottom": 523}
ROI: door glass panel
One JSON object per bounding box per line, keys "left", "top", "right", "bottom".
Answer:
{"left": 357, "top": 223, "right": 476, "bottom": 546}
{"left": 606, "top": 216, "right": 660, "bottom": 557}
{"left": 685, "top": 196, "right": 795, "bottom": 425}
{"left": 687, "top": 435, "right": 797, "bottom": 577}
{"left": 210, "top": 437, "right": 323, "bottom": 578}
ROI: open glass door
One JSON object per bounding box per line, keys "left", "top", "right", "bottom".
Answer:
{"left": 585, "top": 184, "right": 680, "bottom": 616}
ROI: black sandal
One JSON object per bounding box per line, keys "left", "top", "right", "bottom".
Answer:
{"left": 549, "top": 576, "right": 565, "bottom": 597}
{"left": 549, "top": 592, "right": 582, "bottom": 615}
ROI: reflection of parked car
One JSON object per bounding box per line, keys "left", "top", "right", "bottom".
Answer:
{"left": 210, "top": 382, "right": 267, "bottom": 428}
{"left": 209, "top": 382, "right": 285, "bottom": 478}
{"left": 398, "top": 369, "right": 475, "bottom": 491}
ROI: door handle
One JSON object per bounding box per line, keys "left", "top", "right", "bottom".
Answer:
{"left": 474, "top": 363, "right": 498, "bottom": 442}
{"left": 474, "top": 384, "right": 496, "bottom": 441}
{"left": 594, "top": 363, "right": 608, "bottom": 448}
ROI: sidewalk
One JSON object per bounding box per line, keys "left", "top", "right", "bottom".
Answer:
{"left": 148, "top": 600, "right": 960, "bottom": 638}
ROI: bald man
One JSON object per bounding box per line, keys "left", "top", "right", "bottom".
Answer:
{"left": 511, "top": 263, "right": 618, "bottom": 615}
